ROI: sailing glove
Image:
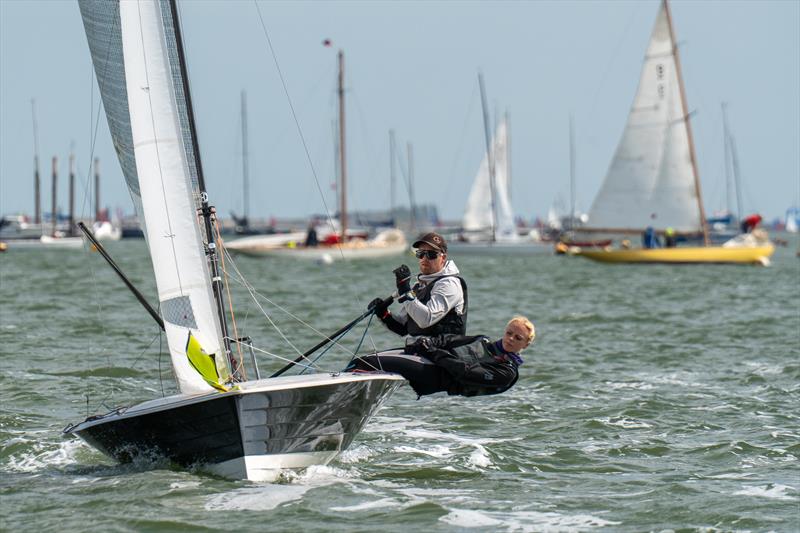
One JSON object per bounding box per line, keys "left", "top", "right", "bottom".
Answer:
{"left": 393, "top": 264, "right": 412, "bottom": 296}
{"left": 369, "top": 297, "right": 390, "bottom": 319}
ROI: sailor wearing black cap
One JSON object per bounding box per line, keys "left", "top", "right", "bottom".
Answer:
{"left": 369, "top": 232, "right": 468, "bottom": 345}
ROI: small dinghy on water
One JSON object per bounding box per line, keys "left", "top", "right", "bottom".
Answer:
{"left": 67, "top": 0, "right": 403, "bottom": 482}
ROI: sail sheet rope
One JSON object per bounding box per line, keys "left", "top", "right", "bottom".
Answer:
{"left": 218, "top": 245, "right": 375, "bottom": 370}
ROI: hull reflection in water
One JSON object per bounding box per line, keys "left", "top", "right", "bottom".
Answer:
{"left": 65, "top": 373, "right": 404, "bottom": 481}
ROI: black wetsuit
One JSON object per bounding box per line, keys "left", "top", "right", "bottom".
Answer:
{"left": 351, "top": 334, "right": 520, "bottom": 397}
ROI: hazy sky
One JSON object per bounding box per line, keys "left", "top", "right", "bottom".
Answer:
{"left": 1, "top": 0, "right": 798, "bottom": 224}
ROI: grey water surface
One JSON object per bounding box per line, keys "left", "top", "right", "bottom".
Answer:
{"left": 1, "top": 237, "right": 798, "bottom": 532}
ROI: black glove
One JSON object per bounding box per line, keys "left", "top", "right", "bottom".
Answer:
{"left": 368, "top": 297, "right": 390, "bottom": 318}
{"left": 393, "top": 264, "right": 412, "bottom": 296}
{"left": 407, "top": 336, "right": 433, "bottom": 355}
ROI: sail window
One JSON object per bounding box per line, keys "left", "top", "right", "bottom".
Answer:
{"left": 656, "top": 64, "right": 664, "bottom": 80}
{"left": 162, "top": 296, "right": 198, "bottom": 329}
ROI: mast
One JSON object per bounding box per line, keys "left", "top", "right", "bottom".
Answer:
{"left": 663, "top": 0, "right": 709, "bottom": 245}
{"left": 729, "top": 133, "right": 744, "bottom": 223}
{"left": 51, "top": 156, "right": 57, "bottom": 237}
{"left": 94, "top": 158, "right": 100, "bottom": 221}
{"left": 168, "top": 0, "right": 234, "bottom": 372}
{"left": 407, "top": 141, "right": 417, "bottom": 233}
{"left": 478, "top": 72, "right": 497, "bottom": 242}
{"left": 69, "top": 148, "right": 75, "bottom": 236}
{"left": 337, "top": 50, "right": 347, "bottom": 241}
{"left": 32, "top": 100, "right": 41, "bottom": 225}
{"left": 241, "top": 90, "right": 249, "bottom": 223}
{"left": 569, "top": 114, "right": 576, "bottom": 231}
{"left": 389, "top": 130, "right": 396, "bottom": 222}
{"left": 722, "top": 103, "right": 743, "bottom": 221}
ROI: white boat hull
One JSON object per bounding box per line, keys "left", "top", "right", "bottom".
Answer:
{"left": 225, "top": 229, "right": 408, "bottom": 260}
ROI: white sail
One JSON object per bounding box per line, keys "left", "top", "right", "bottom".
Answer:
{"left": 587, "top": 2, "right": 702, "bottom": 233}
{"left": 462, "top": 118, "right": 518, "bottom": 240}
{"left": 786, "top": 207, "right": 799, "bottom": 233}
{"left": 81, "top": 0, "right": 226, "bottom": 394}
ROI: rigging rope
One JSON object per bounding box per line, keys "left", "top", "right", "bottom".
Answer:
{"left": 218, "top": 245, "right": 377, "bottom": 367}
{"left": 214, "top": 217, "right": 246, "bottom": 380}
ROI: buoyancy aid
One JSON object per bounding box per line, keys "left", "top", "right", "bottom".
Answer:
{"left": 423, "top": 335, "right": 519, "bottom": 397}
{"left": 405, "top": 275, "right": 469, "bottom": 337}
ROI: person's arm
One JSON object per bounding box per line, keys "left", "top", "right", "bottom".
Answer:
{"left": 381, "top": 313, "right": 408, "bottom": 336}
{"left": 401, "top": 278, "right": 463, "bottom": 328}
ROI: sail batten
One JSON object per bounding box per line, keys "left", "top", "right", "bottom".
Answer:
{"left": 587, "top": 1, "right": 702, "bottom": 233}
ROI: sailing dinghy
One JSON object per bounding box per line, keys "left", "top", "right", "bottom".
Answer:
{"left": 67, "top": 0, "right": 403, "bottom": 481}
{"left": 574, "top": 0, "right": 774, "bottom": 266}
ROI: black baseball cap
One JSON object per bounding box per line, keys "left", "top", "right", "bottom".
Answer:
{"left": 412, "top": 232, "right": 447, "bottom": 253}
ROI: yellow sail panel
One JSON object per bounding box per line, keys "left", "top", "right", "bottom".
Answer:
{"left": 185, "top": 333, "right": 228, "bottom": 392}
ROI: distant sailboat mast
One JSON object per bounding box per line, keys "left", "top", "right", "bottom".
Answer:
{"left": 569, "top": 114, "right": 576, "bottom": 231}
{"left": 32, "top": 99, "right": 41, "bottom": 225}
{"left": 663, "top": 0, "right": 710, "bottom": 245}
{"left": 69, "top": 148, "right": 76, "bottom": 236}
{"left": 389, "top": 129, "right": 396, "bottom": 221}
{"left": 478, "top": 72, "right": 497, "bottom": 242}
{"left": 337, "top": 50, "right": 347, "bottom": 241}
{"left": 51, "top": 156, "right": 57, "bottom": 237}
{"left": 407, "top": 141, "right": 417, "bottom": 233}
{"left": 241, "top": 90, "right": 250, "bottom": 224}
{"left": 94, "top": 158, "right": 100, "bottom": 221}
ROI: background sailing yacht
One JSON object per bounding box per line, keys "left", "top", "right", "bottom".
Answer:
{"left": 573, "top": 0, "right": 774, "bottom": 265}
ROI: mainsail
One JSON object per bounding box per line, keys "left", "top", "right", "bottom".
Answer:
{"left": 80, "top": 0, "right": 227, "bottom": 394}
{"left": 587, "top": 1, "right": 702, "bottom": 233}
{"left": 462, "top": 118, "right": 518, "bottom": 240}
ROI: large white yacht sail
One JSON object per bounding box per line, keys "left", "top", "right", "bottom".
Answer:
{"left": 462, "top": 118, "right": 518, "bottom": 240}
{"left": 586, "top": 1, "right": 702, "bottom": 233}
{"left": 82, "top": 0, "right": 226, "bottom": 394}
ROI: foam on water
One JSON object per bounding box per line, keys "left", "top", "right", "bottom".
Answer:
{"left": 466, "top": 443, "right": 492, "bottom": 469}
{"left": 330, "top": 497, "right": 403, "bottom": 512}
{"left": 205, "top": 465, "right": 352, "bottom": 511}
{"left": 440, "top": 508, "right": 620, "bottom": 531}
{"left": 6, "top": 438, "right": 86, "bottom": 473}
{"left": 593, "top": 417, "right": 652, "bottom": 429}
{"left": 205, "top": 484, "right": 313, "bottom": 511}
{"left": 732, "top": 484, "right": 797, "bottom": 501}
{"left": 336, "top": 445, "right": 375, "bottom": 464}
{"left": 394, "top": 444, "right": 453, "bottom": 458}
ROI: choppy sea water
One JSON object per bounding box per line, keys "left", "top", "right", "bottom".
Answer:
{"left": 1, "top": 236, "right": 798, "bottom": 532}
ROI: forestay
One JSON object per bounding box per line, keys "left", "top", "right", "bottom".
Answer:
{"left": 462, "top": 118, "right": 518, "bottom": 241}
{"left": 587, "top": 2, "right": 702, "bottom": 233}
{"left": 80, "top": 0, "right": 228, "bottom": 394}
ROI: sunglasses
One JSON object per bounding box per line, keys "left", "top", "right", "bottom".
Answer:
{"left": 415, "top": 250, "right": 442, "bottom": 260}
